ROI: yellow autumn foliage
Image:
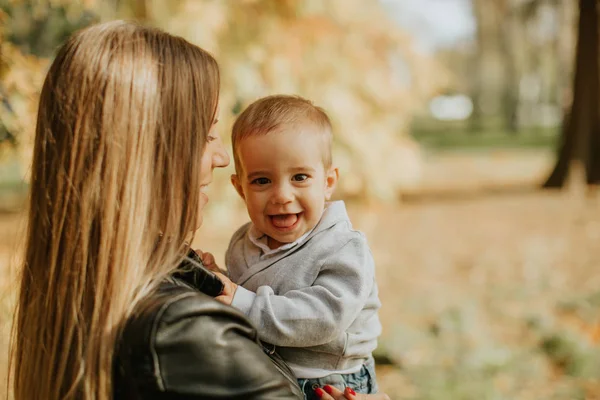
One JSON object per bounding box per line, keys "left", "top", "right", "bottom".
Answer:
{"left": 2, "top": 0, "right": 452, "bottom": 201}
{"left": 0, "top": 9, "right": 48, "bottom": 174}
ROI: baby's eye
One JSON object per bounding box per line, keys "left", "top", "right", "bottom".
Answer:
{"left": 292, "top": 174, "right": 309, "bottom": 182}
{"left": 207, "top": 135, "right": 217, "bottom": 142}
{"left": 251, "top": 177, "right": 271, "bottom": 185}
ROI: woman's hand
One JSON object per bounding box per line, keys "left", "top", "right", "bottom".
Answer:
{"left": 195, "top": 250, "right": 238, "bottom": 305}
{"left": 315, "top": 385, "right": 391, "bottom": 400}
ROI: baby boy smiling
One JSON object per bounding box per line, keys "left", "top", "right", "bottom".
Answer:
{"left": 209, "top": 95, "right": 382, "bottom": 398}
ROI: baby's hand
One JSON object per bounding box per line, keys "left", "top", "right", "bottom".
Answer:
{"left": 195, "top": 249, "right": 238, "bottom": 305}
{"left": 213, "top": 271, "right": 238, "bottom": 306}
{"left": 195, "top": 249, "right": 221, "bottom": 272}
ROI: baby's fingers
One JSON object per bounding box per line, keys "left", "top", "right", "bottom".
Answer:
{"left": 195, "top": 249, "right": 219, "bottom": 270}
{"left": 201, "top": 252, "right": 215, "bottom": 266}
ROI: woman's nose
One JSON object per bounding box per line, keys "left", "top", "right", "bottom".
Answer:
{"left": 212, "top": 141, "right": 230, "bottom": 169}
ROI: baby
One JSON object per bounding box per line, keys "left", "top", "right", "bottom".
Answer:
{"left": 208, "top": 95, "right": 382, "bottom": 399}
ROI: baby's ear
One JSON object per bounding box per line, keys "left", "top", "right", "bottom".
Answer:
{"left": 324, "top": 166, "right": 339, "bottom": 201}
{"left": 230, "top": 174, "right": 245, "bottom": 200}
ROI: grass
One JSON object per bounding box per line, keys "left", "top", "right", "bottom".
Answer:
{"left": 410, "top": 116, "right": 560, "bottom": 151}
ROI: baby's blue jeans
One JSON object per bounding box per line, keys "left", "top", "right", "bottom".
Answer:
{"left": 297, "top": 357, "right": 378, "bottom": 400}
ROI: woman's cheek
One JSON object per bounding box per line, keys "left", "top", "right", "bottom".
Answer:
{"left": 196, "top": 191, "right": 209, "bottom": 228}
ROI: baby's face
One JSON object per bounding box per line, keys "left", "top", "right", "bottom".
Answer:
{"left": 232, "top": 127, "right": 337, "bottom": 248}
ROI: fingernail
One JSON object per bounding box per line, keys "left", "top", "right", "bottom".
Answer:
{"left": 324, "top": 385, "right": 334, "bottom": 394}
{"left": 314, "top": 387, "right": 325, "bottom": 398}
{"left": 347, "top": 387, "right": 356, "bottom": 395}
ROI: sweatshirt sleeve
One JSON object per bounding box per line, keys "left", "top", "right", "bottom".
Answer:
{"left": 230, "top": 236, "right": 374, "bottom": 347}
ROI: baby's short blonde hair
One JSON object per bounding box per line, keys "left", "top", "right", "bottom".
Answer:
{"left": 232, "top": 95, "right": 333, "bottom": 174}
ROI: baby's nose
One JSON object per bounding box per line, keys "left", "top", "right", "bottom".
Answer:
{"left": 271, "top": 184, "right": 294, "bottom": 204}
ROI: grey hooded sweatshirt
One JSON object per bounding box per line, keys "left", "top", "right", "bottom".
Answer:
{"left": 226, "top": 201, "right": 382, "bottom": 378}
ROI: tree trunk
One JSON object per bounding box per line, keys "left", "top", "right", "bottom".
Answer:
{"left": 544, "top": 0, "right": 599, "bottom": 188}
{"left": 469, "top": 0, "right": 484, "bottom": 134}
{"left": 498, "top": 0, "right": 519, "bottom": 134}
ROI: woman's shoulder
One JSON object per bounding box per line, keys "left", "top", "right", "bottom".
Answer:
{"left": 118, "top": 280, "right": 251, "bottom": 357}
{"left": 115, "top": 280, "right": 302, "bottom": 399}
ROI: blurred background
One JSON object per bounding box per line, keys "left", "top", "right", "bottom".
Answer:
{"left": 1, "top": 0, "right": 600, "bottom": 398}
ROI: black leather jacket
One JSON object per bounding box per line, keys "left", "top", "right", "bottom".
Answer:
{"left": 114, "top": 278, "right": 303, "bottom": 399}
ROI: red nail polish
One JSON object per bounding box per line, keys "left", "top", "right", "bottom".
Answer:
{"left": 348, "top": 387, "right": 356, "bottom": 396}
{"left": 314, "top": 387, "right": 325, "bottom": 398}
{"left": 324, "top": 385, "right": 334, "bottom": 394}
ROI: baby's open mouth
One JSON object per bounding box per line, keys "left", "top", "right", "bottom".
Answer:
{"left": 269, "top": 213, "right": 302, "bottom": 229}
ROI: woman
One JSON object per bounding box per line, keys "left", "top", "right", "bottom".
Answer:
{"left": 10, "top": 21, "right": 389, "bottom": 400}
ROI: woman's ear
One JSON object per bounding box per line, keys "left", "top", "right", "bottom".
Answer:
{"left": 324, "top": 166, "right": 339, "bottom": 201}
{"left": 231, "top": 174, "right": 245, "bottom": 200}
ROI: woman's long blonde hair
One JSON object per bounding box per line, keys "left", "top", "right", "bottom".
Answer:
{"left": 11, "top": 21, "right": 219, "bottom": 399}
